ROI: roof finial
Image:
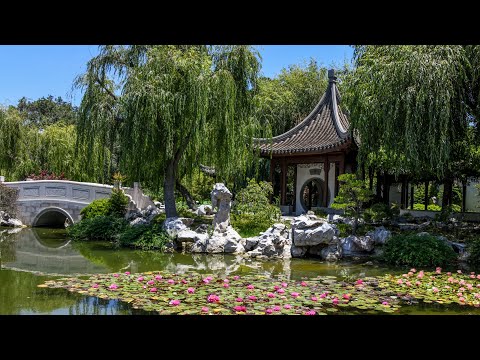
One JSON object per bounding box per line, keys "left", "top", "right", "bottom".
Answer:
{"left": 328, "top": 69, "right": 336, "bottom": 83}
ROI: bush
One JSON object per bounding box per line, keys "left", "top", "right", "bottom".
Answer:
{"left": 232, "top": 179, "right": 281, "bottom": 238}
{"left": 466, "top": 238, "right": 480, "bottom": 266}
{"left": 382, "top": 234, "right": 457, "bottom": 267}
{"left": 336, "top": 223, "right": 353, "bottom": 237}
{"left": 313, "top": 209, "right": 328, "bottom": 218}
{"left": 80, "top": 198, "right": 111, "bottom": 219}
{"left": 231, "top": 213, "right": 274, "bottom": 238}
{"left": 118, "top": 223, "right": 170, "bottom": 251}
{"left": 109, "top": 188, "right": 130, "bottom": 218}
{"left": 363, "top": 202, "right": 393, "bottom": 223}
{"left": 413, "top": 203, "right": 442, "bottom": 211}
{"left": 67, "top": 216, "right": 129, "bottom": 242}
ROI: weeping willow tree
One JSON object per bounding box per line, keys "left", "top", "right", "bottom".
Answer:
{"left": 0, "top": 107, "right": 24, "bottom": 179}
{"left": 75, "top": 45, "right": 261, "bottom": 217}
{"left": 345, "top": 45, "right": 480, "bottom": 207}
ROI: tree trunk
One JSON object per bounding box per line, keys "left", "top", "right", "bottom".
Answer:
{"left": 442, "top": 177, "right": 453, "bottom": 210}
{"left": 176, "top": 180, "right": 197, "bottom": 211}
{"left": 164, "top": 159, "right": 178, "bottom": 218}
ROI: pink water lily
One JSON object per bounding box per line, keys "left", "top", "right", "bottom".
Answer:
{"left": 415, "top": 281, "right": 421, "bottom": 286}
{"left": 167, "top": 279, "right": 175, "bottom": 285}
{"left": 149, "top": 288, "right": 157, "bottom": 293}
{"left": 169, "top": 299, "right": 180, "bottom": 306}
{"left": 265, "top": 308, "right": 273, "bottom": 314}
{"left": 92, "top": 284, "right": 99, "bottom": 289}
{"left": 223, "top": 283, "right": 229, "bottom": 288}
{"left": 301, "top": 281, "right": 307, "bottom": 287}
{"left": 382, "top": 301, "right": 389, "bottom": 306}
{"left": 273, "top": 306, "right": 281, "bottom": 312}
{"left": 446, "top": 272, "right": 451, "bottom": 276}
{"left": 467, "top": 284, "right": 473, "bottom": 290}
{"left": 475, "top": 293, "right": 480, "bottom": 299}
{"left": 125, "top": 271, "right": 130, "bottom": 275}
{"left": 319, "top": 292, "right": 327, "bottom": 298}
{"left": 203, "top": 279, "right": 210, "bottom": 284}
{"left": 267, "top": 293, "right": 276, "bottom": 298}
{"left": 397, "top": 279, "right": 403, "bottom": 284}
{"left": 109, "top": 284, "right": 118, "bottom": 290}
{"left": 410, "top": 268, "right": 417, "bottom": 273}
{"left": 284, "top": 304, "right": 292, "bottom": 309}
{"left": 355, "top": 279, "right": 363, "bottom": 285}
{"left": 459, "top": 297, "right": 466, "bottom": 302}
{"left": 304, "top": 310, "right": 315, "bottom": 315}
{"left": 233, "top": 276, "right": 240, "bottom": 280}
{"left": 470, "top": 275, "right": 476, "bottom": 279}
{"left": 342, "top": 293, "right": 351, "bottom": 300}
{"left": 332, "top": 297, "right": 339, "bottom": 305}
{"left": 435, "top": 267, "right": 442, "bottom": 274}
{"left": 224, "top": 279, "right": 229, "bottom": 283}
{"left": 113, "top": 274, "right": 119, "bottom": 278}
{"left": 281, "top": 282, "right": 288, "bottom": 288}
{"left": 187, "top": 287, "right": 195, "bottom": 294}
{"left": 234, "top": 305, "right": 246, "bottom": 312}
{"left": 181, "top": 279, "right": 187, "bottom": 284}
{"left": 459, "top": 287, "right": 466, "bottom": 292}
{"left": 274, "top": 285, "right": 280, "bottom": 290}
{"left": 201, "top": 306, "right": 209, "bottom": 313}
{"left": 457, "top": 270, "right": 462, "bottom": 274}
{"left": 235, "top": 297, "right": 243, "bottom": 302}
{"left": 207, "top": 294, "right": 220, "bottom": 303}
{"left": 291, "top": 292, "right": 300, "bottom": 298}
{"left": 137, "top": 276, "right": 144, "bottom": 282}
{"left": 147, "top": 280, "right": 155, "bottom": 285}
{"left": 246, "top": 284, "right": 255, "bottom": 289}
{"left": 277, "top": 288, "right": 285, "bottom": 294}
{"left": 407, "top": 272, "right": 413, "bottom": 276}
{"left": 206, "top": 276, "right": 213, "bottom": 281}
{"left": 405, "top": 281, "right": 412, "bottom": 287}
{"left": 448, "top": 277, "right": 454, "bottom": 283}
{"left": 432, "top": 287, "right": 439, "bottom": 293}
{"left": 477, "top": 275, "right": 480, "bottom": 279}
{"left": 248, "top": 295, "right": 257, "bottom": 301}
{"left": 155, "top": 275, "right": 162, "bottom": 281}
{"left": 311, "top": 296, "right": 318, "bottom": 302}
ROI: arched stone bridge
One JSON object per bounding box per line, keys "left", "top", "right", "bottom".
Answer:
{"left": 2, "top": 180, "right": 153, "bottom": 227}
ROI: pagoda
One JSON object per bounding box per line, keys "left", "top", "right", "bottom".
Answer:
{"left": 255, "top": 69, "right": 357, "bottom": 215}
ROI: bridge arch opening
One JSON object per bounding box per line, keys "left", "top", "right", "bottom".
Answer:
{"left": 33, "top": 208, "right": 74, "bottom": 228}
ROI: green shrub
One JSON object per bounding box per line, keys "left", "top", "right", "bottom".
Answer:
{"left": 118, "top": 223, "right": 170, "bottom": 251}
{"left": 176, "top": 202, "right": 194, "bottom": 218}
{"left": 382, "top": 234, "right": 457, "bottom": 267}
{"left": 336, "top": 223, "right": 353, "bottom": 237}
{"left": 466, "top": 238, "right": 480, "bottom": 266}
{"left": 109, "top": 188, "right": 130, "bottom": 218}
{"left": 231, "top": 178, "right": 281, "bottom": 237}
{"left": 412, "top": 203, "right": 442, "bottom": 211}
{"left": 231, "top": 213, "right": 274, "bottom": 238}
{"left": 80, "top": 198, "right": 111, "bottom": 219}
{"left": 313, "top": 209, "right": 328, "bottom": 218}
{"left": 0, "top": 183, "right": 19, "bottom": 216}
{"left": 67, "top": 216, "right": 129, "bottom": 242}
{"left": 363, "top": 202, "right": 393, "bottom": 223}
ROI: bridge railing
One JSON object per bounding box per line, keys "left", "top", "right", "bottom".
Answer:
{"left": 2, "top": 180, "right": 114, "bottom": 204}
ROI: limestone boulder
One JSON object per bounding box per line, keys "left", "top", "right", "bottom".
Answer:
{"left": 196, "top": 204, "right": 213, "bottom": 216}
{"left": 130, "top": 217, "right": 148, "bottom": 227}
{"left": 291, "top": 215, "right": 326, "bottom": 230}
{"left": 246, "top": 223, "right": 290, "bottom": 258}
{"left": 291, "top": 245, "right": 307, "bottom": 258}
{"left": 366, "top": 226, "right": 392, "bottom": 245}
{"left": 163, "top": 217, "right": 188, "bottom": 238}
{"left": 321, "top": 243, "right": 343, "bottom": 262}
{"left": 293, "top": 222, "right": 337, "bottom": 246}
{"left": 340, "top": 235, "right": 375, "bottom": 256}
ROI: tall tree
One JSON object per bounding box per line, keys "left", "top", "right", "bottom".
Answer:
{"left": 254, "top": 59, "right": 329, "bottom": 136}
{"left": 17, "top": 95, "right": 77, "bottom": 128}
{"left": 75, "top": 45, "right": 261, "bottom": 218}
{"left": 345, "top": 46, "right": 480, "bottom": 207}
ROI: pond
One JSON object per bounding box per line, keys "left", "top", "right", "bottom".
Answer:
{"left": 1, "top": 227, "right": 479, "bottom": 315}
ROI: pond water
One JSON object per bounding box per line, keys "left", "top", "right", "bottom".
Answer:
{"left": 1, "top": 227, "right": 479, "bottom": 315}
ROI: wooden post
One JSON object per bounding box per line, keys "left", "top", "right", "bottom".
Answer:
{"left": 323, "top": 157, "right": 329, "bottom": 207}
{"left": 410, "top": 184, "right": 414, "bottom": 210}
{"left": 281, "top": 157, "right": 287, "bottom": 206}
{"left": 424, "top": 181, "right": 429, "bottom": 211}
{"left": 269, "top": 158, "right": 275, "bottom": 203}
{"left": 462, "top": 181, "right": 467, "bottom": 213}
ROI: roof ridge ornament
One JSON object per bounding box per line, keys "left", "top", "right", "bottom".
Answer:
{"left": 328, "top": 69, "right": 337, "bottom": 83}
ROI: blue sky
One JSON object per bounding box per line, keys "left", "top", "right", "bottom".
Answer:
{"left": 0, "top": 45, "right": 353, "bottom": 107}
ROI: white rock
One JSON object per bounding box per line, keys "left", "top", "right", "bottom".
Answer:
{"left": 291, "top": 215, "right": 326, "bottom": 230}
{"left": 291, "top": 245, "right": 307, "bottom": 258}
{"left": 163, "top": 217, "right": 188, "bottom": 238}
{"left": 293, "top": 222, "right": 336, "bottom": 246}
{"left": 177, "top": 229, "right": 201, "bottom": 243}
{"left": 130, "top": 217, "right": 148, "bottom": 226}
{"left": 196, "top": 204, "right": 213, "bottom": 216}
{"left": 340, "top": 235, "right": 375, "bottom": 255}
{"left": 246, "top": 223, "right": 290, "bottom": 258}
{"left": 366, "top": 226, "right": 392, "bottom": 245}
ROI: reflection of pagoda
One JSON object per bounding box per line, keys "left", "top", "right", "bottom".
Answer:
{"left": 255, "top": 69, "right": 357, "bottom": 215}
